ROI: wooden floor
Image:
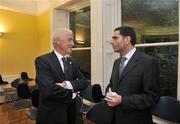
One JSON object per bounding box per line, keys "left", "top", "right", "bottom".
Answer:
{"left": 0, "top": 103, "right": 35, "bottom": 124}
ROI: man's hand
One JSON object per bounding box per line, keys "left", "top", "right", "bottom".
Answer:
{"left": 56, "top": 82, "right": 67, "bottom": 88}
{"left": 104, "top": 94, "right": 122, "bottom": 107}
{"left": 104, "top": 88, "right": 122, "bottom": 107}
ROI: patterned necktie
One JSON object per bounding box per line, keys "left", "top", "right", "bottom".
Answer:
{"left": 119, "top": 57, "right": 127, "bottom": 78}
{"left": 62, "top": 57, "right": 68, "bottom": 74}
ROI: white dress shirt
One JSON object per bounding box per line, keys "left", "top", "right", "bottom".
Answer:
{"left": 123, "top": 47, "right": 136, "bottom": 67}
{"left": 54, "top": 50, "right": 76, "bottom": 99}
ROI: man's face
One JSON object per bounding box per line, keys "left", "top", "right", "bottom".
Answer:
{"left": 58, "top": 32, "right": 74, "bottom": 55}
{"left": 111, "top": 31, "right": 126, "bottom": 53}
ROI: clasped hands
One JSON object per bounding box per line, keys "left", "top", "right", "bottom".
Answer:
{"left": 104, "top": 88, "right": 122, "bottom": 107}
{"left": 56, "top": 82, "right": 66, "bottom": 88}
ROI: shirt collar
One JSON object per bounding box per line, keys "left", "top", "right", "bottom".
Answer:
{"left": 124, "top": 47, "right": 136, "bottom": 60}
{"left": 54, "top": 50, "right": 64, "bottom": 61}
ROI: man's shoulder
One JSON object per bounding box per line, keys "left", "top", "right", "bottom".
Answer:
{"left": 137, "top": 51, "right": 156, "bottom": 62}
{"left": 35, "top": 51, "right": 54, "bottom": 61}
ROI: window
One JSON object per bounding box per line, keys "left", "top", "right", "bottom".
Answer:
{"left": 69, "top": 6, "right": 91, "bottom": 80}
{"left": 122, "top": 0, "right": 179, "bottom": 98}
{"left": 122, "top": 0, "right": 178, "bottom": 44}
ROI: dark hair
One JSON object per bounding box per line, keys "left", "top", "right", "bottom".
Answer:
{"left": 114, "top": 26, "right": 136, "bottom": 45}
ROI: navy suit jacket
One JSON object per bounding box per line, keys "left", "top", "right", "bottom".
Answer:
{"left": 35, "top": 51, "right": 88, "bottom": 124}
{"left": 106, "top": 50, "right": 160, "bottom": 124}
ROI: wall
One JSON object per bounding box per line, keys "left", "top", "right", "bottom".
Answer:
{"left": 0, "top": 9, "right": 50, "bottom": 79}
{"left": 0, "top": 0, "right": 37, "bottom": 15}
{"left": 37, "top": 10, "right": 51, "bottom": 56}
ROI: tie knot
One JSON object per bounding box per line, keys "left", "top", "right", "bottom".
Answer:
{"left": 120, "top": 57, "right": 127, "bottom": 63}
{"left": 62, "top": 57, "right": 67, "bottom": 63}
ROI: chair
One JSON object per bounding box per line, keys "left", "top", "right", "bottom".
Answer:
{"left": 0, "top": 75, "right": 8, "bottom": 85}
{"left": 80, "top": 85, "right": 94, "bottom": 102}
{"left": 9, "top": 83, "right": 32, "bottom": 124}
{"left": 151, "top": 96, "right": 180, "bottom": 123}
{"left": 26, "top": 88, "right": 39, "bottom": 120}
{"left": 11, "top": 78, "right": 21, "bottom": 89}
{"left": 80, "top": 84, "right": 104, "bottom": 103}
{"left": 79, "top": 84, "right": 104, "bottom": 113}
{"left": 79, "top": 84, "right": 104, "bottom": 124}
{"left": 92, "top": 84, "right": 104, "bottom": 102}
{"left": 21, "top": 72, "right": 33, "bottom": 81}
{"left": 11, "top": 83, "right": 32, "bottom": 110}
{"left": 79, "top": 85, "right": 94, "bottom": 122}
{"left": 17, "top": 83, "right": 31, "bottom": 99}
{"left": 3, "top": 78, "right": 22, "bottom": 104}
{"left": 86, "top": 102, "right": 114, "bottom": 124}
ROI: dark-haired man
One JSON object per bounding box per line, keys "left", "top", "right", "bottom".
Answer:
{"left": 105, "top": 26, "right": 160, "bottom": 124}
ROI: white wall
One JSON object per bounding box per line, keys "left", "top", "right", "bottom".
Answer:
{"left": 0, "top": 0, "right": 50, "bottom": 15}
{"left": 0, "top": 0, "right": 37, "bottom": 15}
{"left": 36, "top": 0, "right": 50, "bottom": 15}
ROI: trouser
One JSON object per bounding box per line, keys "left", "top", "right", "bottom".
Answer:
{"left": 67, "top": 98, "right": 77, "bottom": 124}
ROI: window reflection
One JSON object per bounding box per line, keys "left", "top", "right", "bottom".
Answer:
{"left": 70, "top": 6, "right": 91, "bottom": 81}
{"left": 122, "top": 0, "right": 178, "bottom": 44}
{"left": 70, "top": 6, "right": 91, "bottom": 48}
{"left": 71, "top": 50, "right": 91, "bottom": 80}
{"left": 138, "top": 46, "right": 178, "bottom": 98}
{"left": 142, "top": 34, "right": 178, "bottom": 43}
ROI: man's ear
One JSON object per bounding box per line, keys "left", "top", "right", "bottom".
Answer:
{"left": 125, "top": 36, "right": 131, "bottom": 44}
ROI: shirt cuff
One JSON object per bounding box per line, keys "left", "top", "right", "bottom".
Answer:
{"left": 64, "top": 81, "right": 73, "bottom": 90}
{"left": 64, "top": 81, "right": 76, "bottom": 99}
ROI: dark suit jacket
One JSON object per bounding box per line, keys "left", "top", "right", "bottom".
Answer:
{"left": 35, "top": 51, "right": 88, "bottom": 124}
{"left": 106, "top": 50, "right": 160, "bottom": 124}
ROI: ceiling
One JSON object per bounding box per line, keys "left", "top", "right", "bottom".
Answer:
{"left": 0, "top": 0, "right": 50, "bottom": 15}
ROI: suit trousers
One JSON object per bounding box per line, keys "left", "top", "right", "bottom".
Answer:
{"left": 67, "top": 98, "right": 77, "bottom": 124}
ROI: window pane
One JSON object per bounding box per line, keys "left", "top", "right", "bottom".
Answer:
{"left": 122, "top": 0, "right": 178, "bottom": 44}
{"left": 70, "top": 6, "right": 91, "bottom": 48}
{"left": 137, "top": 46, "right": 178, "bottom": 98}
{"left": 71, "top": 50, "right": 91, "bottom": 80}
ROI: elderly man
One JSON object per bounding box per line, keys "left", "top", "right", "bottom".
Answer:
{"left": 35, "top": 28, "right": 88, "bottom": 124}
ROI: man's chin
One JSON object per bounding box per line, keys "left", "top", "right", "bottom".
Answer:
{"left": 67, "top": 50, "right": 72, "bottom": 55}
{"left": 114, "top": 49, "right": 121, "bottom": 53}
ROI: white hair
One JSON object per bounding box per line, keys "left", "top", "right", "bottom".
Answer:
{"left": 52, "top": 28, "right": 73, "bottom": 44}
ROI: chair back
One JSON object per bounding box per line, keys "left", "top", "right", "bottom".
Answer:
{"left": 86, "top": 102, "right": 114, "bottom": 124}
{"left": 151, "top": 96, "right": 180, "bottom": 123}
{"left": 0, "top": 75, "right": 3, "bottom": 83}
{"left": 11, "top": 78, "right": 21, "bottom": 88}
{"left": 80, "top": 85, "right": 94, "bottom": 102}
{"left": 80, "top": 84, "right": 104, "bottom": 103}
{"left": 92, "top": 84, "right": 104, "bottom": 102}
{"left": 17, "top": 83, "right": 31, "bottom": 99}
{"left": 0, "top": 75, "right": 8, "bottom": 84}
{"left": 21, "top": 72, "right": 33, "bottom": 81}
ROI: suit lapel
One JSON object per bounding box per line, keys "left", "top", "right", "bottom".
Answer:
{"left": 50, "top": 51, "right": 64, "bottom": 78}
{"left": 114, "top": 59, "right": 121, "bottom": 83}
{"left": 118, "top": 51, "right": 139, "bottom": 82}
{"left": 112, "top": 58, "right": 122, "bottom": 90}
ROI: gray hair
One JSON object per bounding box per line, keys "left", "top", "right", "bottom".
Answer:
{"left": 52, "top": 28, "right": 73, "bottom": 44}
